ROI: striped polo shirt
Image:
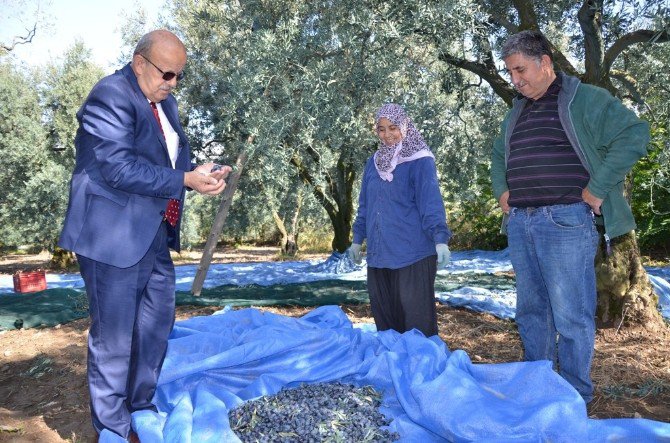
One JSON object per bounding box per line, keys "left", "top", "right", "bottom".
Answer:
{"left": 506, "top": 76, "right": 589, "bottom": 208}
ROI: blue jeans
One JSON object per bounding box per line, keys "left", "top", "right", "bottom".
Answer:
{"left": 507, "top": 203, "right": 599, "bottom": 402}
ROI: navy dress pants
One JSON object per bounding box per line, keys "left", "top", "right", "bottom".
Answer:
{"left": 77, "top": 223, "right": 176, "bottom": 438}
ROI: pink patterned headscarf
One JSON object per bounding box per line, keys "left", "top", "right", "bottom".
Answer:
{"left": 373, "top": 103, "right": 434, "bottom": 181}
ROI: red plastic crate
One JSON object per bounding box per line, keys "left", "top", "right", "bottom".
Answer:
{"left": 13, "top": 270, "right": 47, "bottom": 293}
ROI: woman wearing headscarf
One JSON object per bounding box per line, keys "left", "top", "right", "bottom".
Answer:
{"left": 348, "top": 103, "right": 451, "bottom": 337}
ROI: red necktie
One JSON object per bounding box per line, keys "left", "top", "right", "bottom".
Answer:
{"left": 150, "top": 102, "right": 180, "bottom": 227}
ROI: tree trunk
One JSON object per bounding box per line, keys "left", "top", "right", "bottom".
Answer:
{"left": 283, "top": 235, "right": 298, "bottom": 256}
{"left": 289, "top": 152, "right": 355, "bottom": 254}
{"left": 272, "top": 210, "right": 289, "bottom": 252}
{"left": 286, "top": 191, "right": 302, "bottom": 256}
{"left": 269, "top": 186, "right": 302, "bottom": 257}
{"left": 330, "top": 214, "right": 351, "bottom": 253}
{"left": 271, "top": 210, "right": 299, "bottom": 257}
{"left": 595, "top": 230, "right": 665, "bottom": 330}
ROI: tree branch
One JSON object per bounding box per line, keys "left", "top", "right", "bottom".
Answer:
{"left": 610, "top": 69, "right": 645, "bottom": 106}
{"left": 487, "top": 14, "right": 518, "bottom": 34}
{"left": 290, "top": 154, "right": 337, "bottom": 217}
{"left": 511, "top": 0, "right": 539, "bottom": 30}
{"left": 578, "top": 0, "right": 606, "bottom": 85}
{"left": 202, "top": 139, "right": 226, "bottom": 149}
{"left": 438, "top": 52, "right": 516, "bottom": 106}
{"left": 303, "top": 144, "right": 338, "bottom": 199}
{"left": 549, "top": 46, "right": 581, "bottom": 78}
{"left": 1, "top": 24, "right": 37, "bottom": 52}
{"left": 604, "top": 29, "right": 670, "bottom": 73}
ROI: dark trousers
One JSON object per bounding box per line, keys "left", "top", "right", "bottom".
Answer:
{"left": 77, "top": 223, "right": 176, "bottom": 438}
{"left": 367, "top": 255, "right": 438, "bottom": 337}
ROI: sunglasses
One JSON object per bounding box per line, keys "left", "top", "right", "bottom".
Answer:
{"left": 139, "top": 54, "right": 185, "bottom": 82}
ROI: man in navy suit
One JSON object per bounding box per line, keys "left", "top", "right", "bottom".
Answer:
{"left": 58, "top": 29, "right": 231, "bottom": 441}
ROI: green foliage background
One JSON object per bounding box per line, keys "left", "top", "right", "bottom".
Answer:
{"left": 0, "top": 0, "right": 668, "bottom": 258}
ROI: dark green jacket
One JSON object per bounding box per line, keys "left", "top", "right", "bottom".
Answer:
{"left": 491, "top": 74, "right": 649, "bottom": 239}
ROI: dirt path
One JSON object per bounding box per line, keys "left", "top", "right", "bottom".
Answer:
{"left": 1, "top": 249, "right": 669, "bottom": 442}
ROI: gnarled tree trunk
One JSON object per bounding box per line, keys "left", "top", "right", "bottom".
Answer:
{"left": 595, "top": 231, "right": 665, "bottom": 330}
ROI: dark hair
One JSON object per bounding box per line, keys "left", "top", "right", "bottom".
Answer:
{"left": 501, "top": 30, "right": 553, "bottom": 63}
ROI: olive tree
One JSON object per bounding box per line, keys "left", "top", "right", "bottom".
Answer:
{"left": 171, "top": 0, "right": 474, "bottom": 252}
{"left": 0, "top": 43, "right": 103, "bottom": 264}
{"left": 0, "top": 60, "right": 49, "bottom": 248}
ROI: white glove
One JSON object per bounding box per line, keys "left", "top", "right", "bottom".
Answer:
{"left": 436, "top": 243, "right": 450, "bottom": 269}
{"left": 347, "top": 243, "right": 362, "bottom": 264}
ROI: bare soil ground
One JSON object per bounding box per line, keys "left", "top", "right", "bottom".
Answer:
{"left": 1, "top": 247, "right": 669, "bottom": 442}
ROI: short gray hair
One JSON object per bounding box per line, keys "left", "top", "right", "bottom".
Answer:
{"left": 501, "top": 30, "right": 553, "bottom": 63}
{"left": 133, "top": 33, "right": 154, "bottom": 56}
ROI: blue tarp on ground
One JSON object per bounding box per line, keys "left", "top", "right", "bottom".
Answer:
{"left": 2, "top": 250, "right": 669, "bottom": 323}
{"left": 95, "top": 306, "right": 670, "bottom": 442}
{"left": 4, "top": 250, "right": 667, "bottom": 441}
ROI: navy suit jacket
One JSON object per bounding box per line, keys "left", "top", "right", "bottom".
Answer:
{"left": 59, "top": 64, "right": 191, "bottom": 268}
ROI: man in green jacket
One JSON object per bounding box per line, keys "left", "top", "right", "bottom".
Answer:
{"left": 490, "top": 30, "right": 649, "bottom": 404}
